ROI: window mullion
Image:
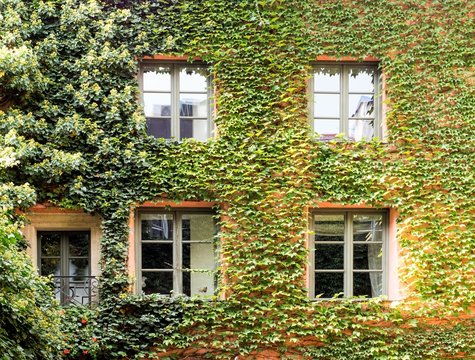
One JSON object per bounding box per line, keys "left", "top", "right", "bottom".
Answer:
{"left": 172, "top": 65, "right": 179, "bottom": 139}
{"left": 309, "top": 214, "right": 315, "bottom": 298}
{"left": 374, "top": 68, "right": 381, "bottom": 138}
{"left": 61, "top": 233, "right": 68, "bottom": 305}
{"left": 175, "top": 212, "right": 182, "bottom": 294}
{"left": 346, "top": 212, "right": 353, "bottom": 297}
{"left": 341, "top": 65, "right": 348, "bottom": 137}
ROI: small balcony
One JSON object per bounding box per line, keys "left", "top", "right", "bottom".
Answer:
{"left": 52, "top": 275, "right": 99, "bottom": 306}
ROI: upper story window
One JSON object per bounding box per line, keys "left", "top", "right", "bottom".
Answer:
{"left": 139, "top": 210, "right": 217, "bottom": 297}
{"left": 310, "top": 64, "right": 381, "bottom": 141}
{"left": 310, "top": 210, "right": 387, "bottom": 299}
{"left": 140, "top": 63, "right": 212, "bottom": 141}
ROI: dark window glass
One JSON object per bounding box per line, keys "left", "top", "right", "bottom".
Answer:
{"left": 315, "top": 272, "right": 344, "bottom": 298}
{"left": 146, "top": 118, "right": 171, "bottom": 138}
{"left": 353, "top": 272, "right": 382, "bottom": 297}
{"left": 315, "top": 244, "right": 344, "bottom": 269}
{"left": 141, "top": 219, "right": 173, "bottom": 240}
{"left": 142, "top": 271, "right": 173, "bottom": 295}
{"left": 142, "top": 243, "right": 174, "bottom": 269}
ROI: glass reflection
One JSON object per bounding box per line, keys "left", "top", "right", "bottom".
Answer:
{"left": 349, "top": 95, "right": 374, "bottom": 118}
{"left": 69, "top": 259, "right": 89, "bottom": 279}
{"left": 353, "top": 215, "right": 383, "bottom": 242}
{"left": 142, "top": 271, "right": 173, "bottom": 295}
{"left": 314, "top": 119, "right": 340, "bottom": 139}
{"left": 143, "top": 66, "right": 171, "bottom": 92}
{"left": 179, "top": 68, "right": 207, "bottom": 92}
{"left": 348, "top": 119, "right": 374, "bottom": 141}
{"left": 314, "top": 215, "right": 345, "bottom": 242}
{"left": 183, "top": 271, "right": 214, "bottom": 297}
{"left": 41, "top": 258, "right": 60, "bottom": 276}
{"left": 179, "top": 93, "right": 207, "bottom": 118}
{"left": 314, "top": 67, "right": 340, "bottom": 92}
{"left": 143, "top": 93, "right": 171, "bottom": 117}
{"left": 353, "top": 272, "right": 382, "bottom": 297}
{"left": 348, "top": 67, "right": 375, "bottom": 92}
{"left": 141, "top": 215, "right": 173, "bottom": 240}
{"left": 69, "top": 233, "right": 89, "bottom": 257}
{"left": 314, "top": 94, "right": 340, "bottom": 118}
{"left": 353, "top": 244, "right": 382, "bottom": 270}
{"left": 40, "top": 233, "right": 61, "bottom": 256}
{"left": 147, "top": 118, "right": 171, "bottom": 138}
{"left": 180, "top": 119, "right": 208, "bottom": 141}
{"left": 181, "top": 214, "right": 215, "bottom": 241}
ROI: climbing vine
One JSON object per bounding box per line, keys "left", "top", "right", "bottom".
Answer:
{"left": 0, "top": 0, "right": 474, "bottom": 358}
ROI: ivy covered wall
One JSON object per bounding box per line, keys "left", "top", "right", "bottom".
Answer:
{"left": 1, "top": 0, "right": 474, "bottom": 358}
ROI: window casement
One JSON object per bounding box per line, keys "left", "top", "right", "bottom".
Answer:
{"left": 310, "top": 210, "right": 388, "bottom": 299}
{"left": 138, "top": 210, "right": 217, "bottom": 296}
{"left": 310, "top": 63, "right": 382, "bottom": 141}
{"left": 140, "top": 62, "right": 212, "bottom": 141}
{"left": 38, "top": 231, "right": 93, "bottom": 305}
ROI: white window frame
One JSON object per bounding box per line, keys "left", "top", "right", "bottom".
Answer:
{"left": 136, "top": 209, "right": 217, "bottom": 296}
{"left": 139, "top": 61, "right": 213, "bottom": 140}
{"left": 310, "top": 209, "right": 388, "bottom": 299}
{"left": 309, "top": 63, "right": 383, "bottom": 140}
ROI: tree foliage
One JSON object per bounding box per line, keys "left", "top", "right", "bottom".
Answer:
{"left": 0, "top": 0, "right": 474, "bottom": 358}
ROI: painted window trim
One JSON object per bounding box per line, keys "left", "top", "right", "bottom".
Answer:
{"left": 135, "top": 208, "right": 218, "bottom": 296}
{"left": 309, "top": 62, "right": 383, "bottom": 141}
{"left": 138, "top": 60, "right": 214, "bottom": 140}
{"left": 309, "top": 208, "right": 389, "bottom": 299}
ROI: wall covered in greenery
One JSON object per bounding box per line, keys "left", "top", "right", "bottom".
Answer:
{"left": 0, "top": 0, "right": 474, "bottom": 358}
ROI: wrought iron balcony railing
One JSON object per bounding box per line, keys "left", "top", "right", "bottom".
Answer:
{"left": 52, "top": 275, "right": 99, "bottom": 306}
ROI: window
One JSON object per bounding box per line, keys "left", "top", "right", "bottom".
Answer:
{"left": 310, "top": 211, "right": 387, "bottom": 298}
{"left": 311, "top": 64, "right": 381, "bottom": 141}
{"left": 38, "top": 231, "right": 96, "bottom": 305}
{"left": 139, "top": 211, "right": 217, "bottom": 296}
{"left": 140, "top": 63, "right": 212, "bottom": 141}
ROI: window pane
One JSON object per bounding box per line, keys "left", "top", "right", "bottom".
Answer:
{"left": 142, "top": 271, "right": 173, "bottom": 295}
{"left": 180, "top": 119, "right": 208, "bottom": 141}
{"left": 314, "top": 214, "right": 344, "bottom": 242}
{"left": 68, "top": 233, "right": 89, "bottom": 257}
{"left": 314, "top": 67, "right": 340, "bottom": 92}
{"left": 141, "top": 215, "right": 173, "bottom": 240}
{"left": 179, "top": 94, "right": 207, "bottom": 118}
{"left": 143, "top": 93, "right": 171, "bottom": 117}
{"left": 69, "top": 259, "right": 90, "bottom": 279}
{"left": 348, "top": 67, "right": 375, "bottom": 93}
{"left": 182, "top": 214, "right": 215, "bottom": 241}
{"left": 179, "top": 68, "right": 207, "bottom": 92}
{"left": 353, "top": 214, "right": 383, "bottom": 242}
{"left": 41, "top": 258, "right": 60, "bottom": 276}
{"left": 183, "top": 271, "right": 214, "bottom": 297}
{"left": 353, "top": 243, "right": 382, "bottom": 270}
{"left": 147, "top": 118, "right": 171, "bottom": 138}
{"left": 40, "top": 233, "right": 61, "bottom": 256}
{"left": 315, "top": 244, "right": 344, "bottom": 269}
{"left": 314, "top": 94, "right": 340, "bottom": 118}
{"left": 142, "top": 243, "right": 173, "bottom": 269}
{"left": 182, "top": 242, "right": 214, "bottom": 270}
{"left": 68, "top": 280, "right": 91, "bottom": 306}
{"left": 143, "top": 66, "right": 171, "bottom": 91}
{"left": 315, "top": 272, "right": 344, "bottom": 298}
{"left": 349, "top": 94, "right": 374, "bottom": 118}
{"left": 348, "top": 119, "right": 374, "bottom": 141}
{"left": 313, "top": 119, "right": 340, "bottom": 140}
{"left": 353, "top": 272, "right": 382, "bottom": 297}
